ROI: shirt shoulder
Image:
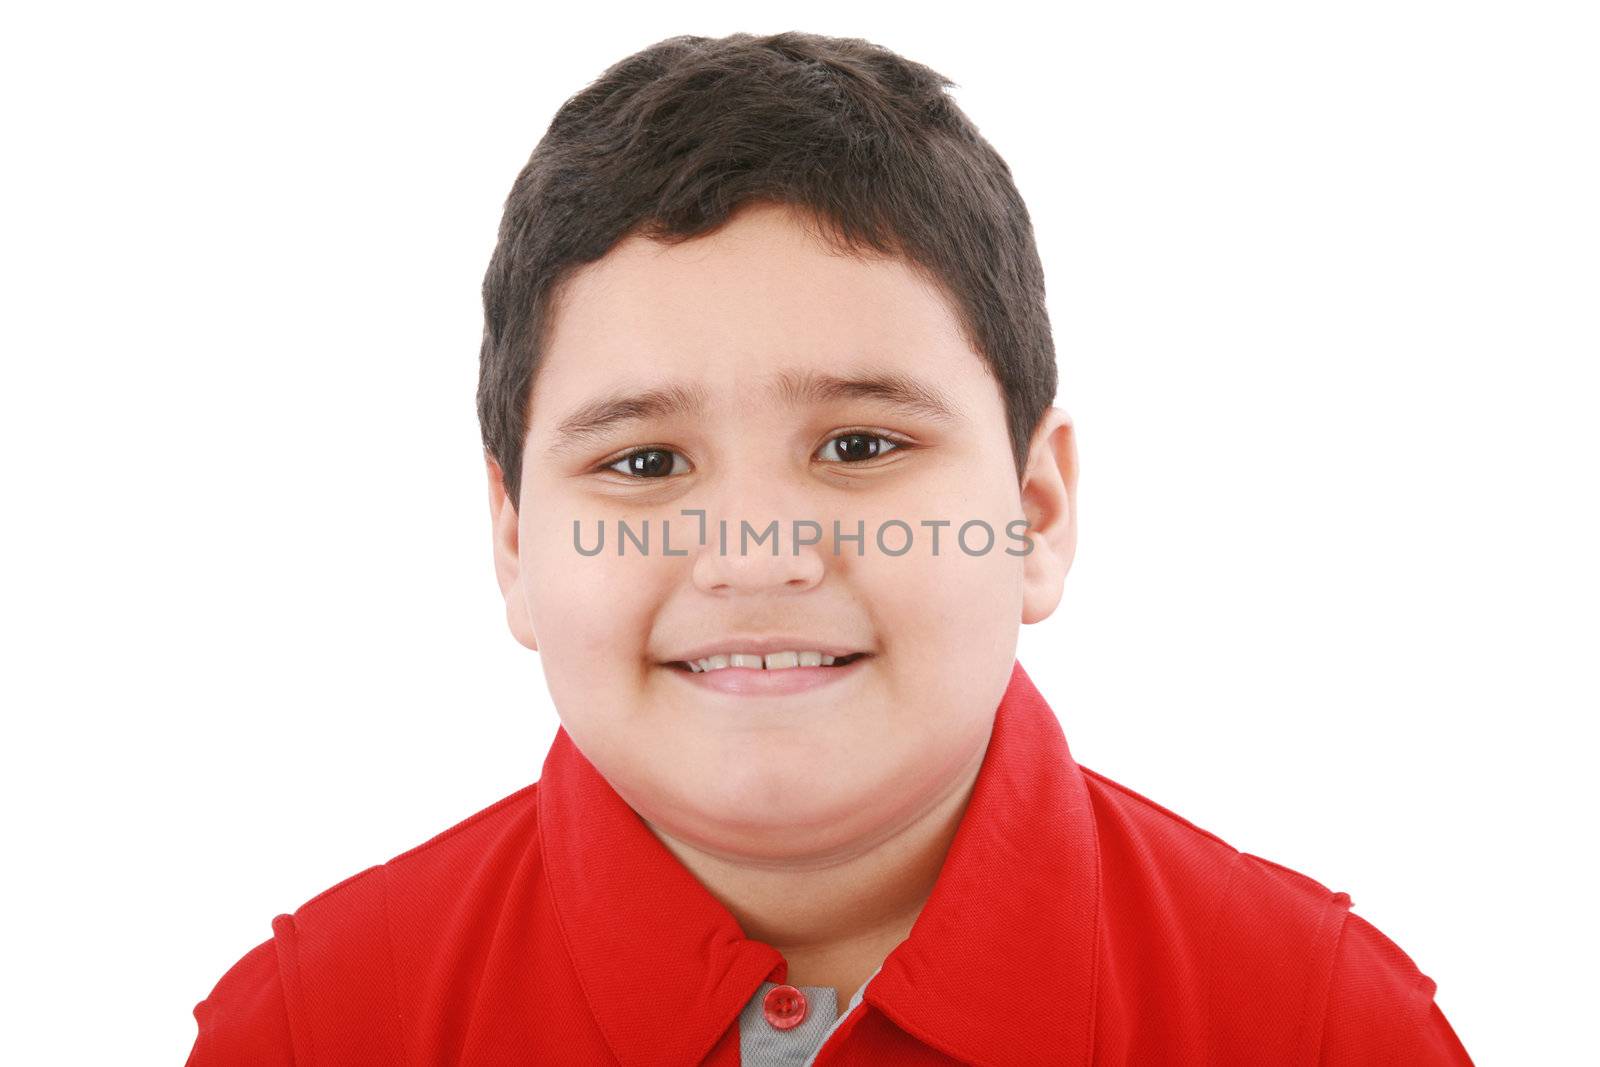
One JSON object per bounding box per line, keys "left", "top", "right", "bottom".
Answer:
{"left": 1321, "top": 910, "right": 1475, "bottom": 1064}
{"left": 185, "top": 781, "right": 544, "bottom": 1066}
{"left": 184, "top": 935, "right": 295, "bottom": 1066}
{"left": 1077, "top": 765, "right": 1470, "bottom": 1063}
{"left": 1079, "top": 762, "right": 1334, "bottom": 915}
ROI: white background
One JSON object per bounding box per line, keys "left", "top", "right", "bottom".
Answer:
{"left": 3, "top": 2, "right": 1595, "bottom": 1062}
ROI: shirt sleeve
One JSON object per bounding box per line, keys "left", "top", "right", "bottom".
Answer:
{"left": 1319, "top": 910, "right": 1474, "bottom": 1065}
{"left": 184, "top": 935, "right": 297, "bottom": 1066}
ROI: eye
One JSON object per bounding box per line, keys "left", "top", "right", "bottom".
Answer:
{"left": 816, "top": 431, "right": 905, "bottom": 464}
{"left": 604, "top": 447, "right": 689, "bottom": 479}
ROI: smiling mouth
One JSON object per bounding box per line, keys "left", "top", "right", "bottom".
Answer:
{"left": 665, "top": 652, "right": 872, "bottom": 673}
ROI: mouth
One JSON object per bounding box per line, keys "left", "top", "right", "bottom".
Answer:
{"left": 660, "top": 651, "right": 873, "bottom": 697}
{"left": 663, "top": 652, "right": 871, "bottom": 673}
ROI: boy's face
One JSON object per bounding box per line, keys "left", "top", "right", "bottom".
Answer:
{"left": 489, "top": 200, "right": 1076, "bottom": 860}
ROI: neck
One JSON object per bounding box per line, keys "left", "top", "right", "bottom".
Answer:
{"left": 642, "top": 743, "right": 986, "bottom": 1005}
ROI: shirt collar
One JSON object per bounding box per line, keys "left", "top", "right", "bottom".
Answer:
{"left": 538, "top": 659, "right": 1102, "bottom": 1066}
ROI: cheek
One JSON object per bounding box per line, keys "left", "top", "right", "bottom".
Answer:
{"left": 872, "top": 527, "right": 1025, "bottom": 659}
{"left": 520, "top": 521, "right": 662, "bottom": 677}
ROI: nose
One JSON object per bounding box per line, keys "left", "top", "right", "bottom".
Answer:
{"left": 689, "top": 480, "right": 829, "bottom": 597}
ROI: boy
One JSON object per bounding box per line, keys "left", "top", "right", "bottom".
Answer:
{"left": 186, "top": 30, "right": 1472, "bottom": 1065}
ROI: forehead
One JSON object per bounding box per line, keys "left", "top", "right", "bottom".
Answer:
{"left": 529, "top": 202, "right": 996, "bottom": 422}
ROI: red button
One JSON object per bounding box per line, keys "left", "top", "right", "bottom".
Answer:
{"left": 763, "top": 984, "right": 809, "bottom": 1030}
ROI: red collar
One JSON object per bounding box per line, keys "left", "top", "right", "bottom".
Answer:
{"left": 537, "top": 659, "right": 1102, "bottom": 1066}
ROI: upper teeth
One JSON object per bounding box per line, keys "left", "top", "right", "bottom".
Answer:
{"left": 687, "top": 651, "right": 841, "bottom": 672}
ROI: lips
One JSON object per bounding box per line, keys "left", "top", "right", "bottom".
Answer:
{"left": 664, "top": 650, "right": 872, "bottom": 696}
{"left": 662, "top": 638, "right": 868, "bottom": 661}
{"left": 662, "top": 652, "right": 870, "bottom": 675}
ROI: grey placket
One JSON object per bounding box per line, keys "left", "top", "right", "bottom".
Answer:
{"left": 736, "top": 963, "right": 884, "bottom": 1066}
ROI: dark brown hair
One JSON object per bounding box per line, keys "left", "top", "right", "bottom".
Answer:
{"left": 478, "top": 30, "right": 1058, "bottom": 510}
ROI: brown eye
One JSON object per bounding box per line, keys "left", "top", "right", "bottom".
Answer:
{"left": 606, "top": 448, "right": 686, "bottom": 478}
{"left": 817, "top": 433, "right": 901, "bottom": 464}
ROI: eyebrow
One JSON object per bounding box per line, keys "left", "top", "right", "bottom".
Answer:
{"left": 545, "top": 381, "right": 711, "bottom": 458}
{"left": 770, "top": 369, "right": 963, "bottom": 426}
{"left": 544, "top": 369, "right": 963, "bottom": 458}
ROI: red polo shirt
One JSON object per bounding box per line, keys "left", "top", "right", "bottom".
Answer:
{"left": 186, "top": 660, "right": 1473, "bottom": 1065}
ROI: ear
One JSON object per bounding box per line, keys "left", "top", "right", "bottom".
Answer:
{"left": 1018, "top": 407, "right": 1079, "bottom": 625}
{"left": 486, "top": 452, "right": 539, "bottom": 651}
